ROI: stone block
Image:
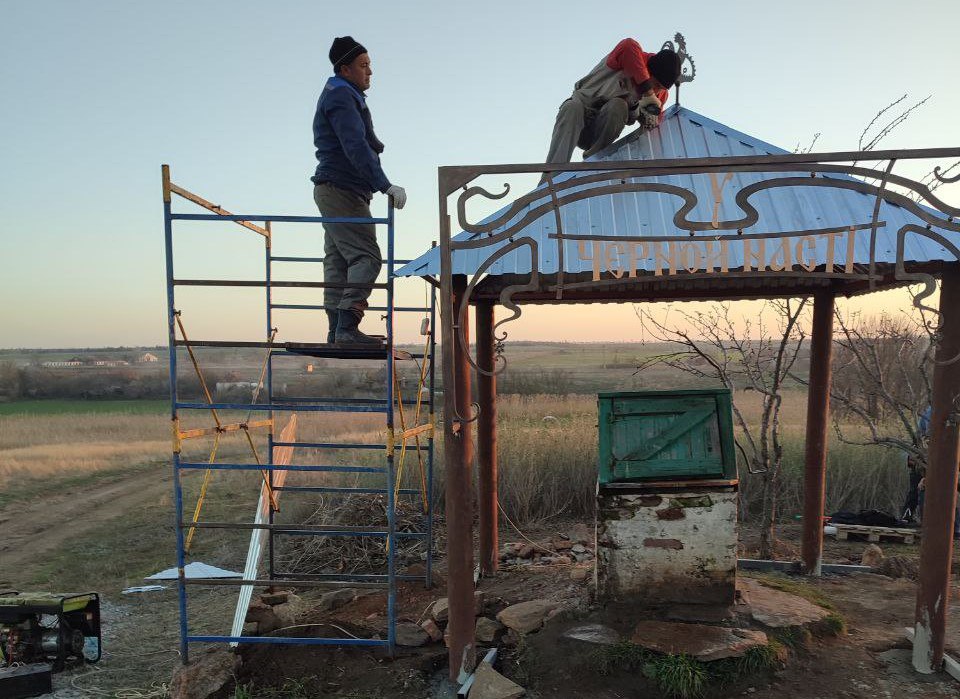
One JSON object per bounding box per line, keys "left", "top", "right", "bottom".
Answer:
{"left": 169, "top": 647, "right": 240, "bottom": 699}
{"left": 496, "top": 600, "right": 556, "bottom": 634}
{"left": 475, "top": 616, "right": 504, "bottom": 643}
{"left": 318, "top": 588, "right": 355, "bottom": 612}
{"left": 468, "top": 662, "right": 525, "bottom": 699}
{"left": 632, "top": 620, "right": 767, "bottom": 662}
{"left": 738, "top": 579, "right": 829, "bottom": 628}
{"left": 395, "top": 621, "right": 430, "bottom": 647}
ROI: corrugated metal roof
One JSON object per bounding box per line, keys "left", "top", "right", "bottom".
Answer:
{"left": 395, "top": 105, "right": 956, "bottom": 278}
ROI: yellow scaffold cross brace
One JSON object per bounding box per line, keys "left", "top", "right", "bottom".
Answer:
{"left": 392, "top": 322, "right": 434, "bottom": 511}
{"left": 174, "top": 312, "right": 279, "bottom": 551}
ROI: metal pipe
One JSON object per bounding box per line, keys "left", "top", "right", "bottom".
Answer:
{"left": 476, "top": 301, "right": 498, "bottom": 575}
{"left": 427, "top": 260, "right": 437, "bottom": 588}
{"left": 914, "top": 264, "right": 960, "bottom": 673}
{"left": 173, "top": 279, "right": 387, "bottom": 289}
{"left": 161, "top": 165, "right": 190, "bottom": 665}
{"left": 801, "top": 289, "right": 835, "bottom": 576}
{"left": 265, "top": 222, "right": 276, "bottom": 582}
{"left": 170, "top": 213, "right": 390, "bottom": 224}
{"left": 174, "top": 402, "right": 389, "bottom": 412}
{"left": 442, "top": 271, "right": 476, "bottom": 682}
{"left": 386, "top": 200, "right": 397, "bottom": 656}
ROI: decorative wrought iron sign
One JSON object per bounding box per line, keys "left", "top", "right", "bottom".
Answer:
{"left": 435, "top": 149, "right": 960, "bottom": 424}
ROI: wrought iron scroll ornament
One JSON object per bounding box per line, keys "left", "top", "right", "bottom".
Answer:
{"left": 934, "top": 165, "right": 960, "bottom": 184}
{"left": 662, "top": 32, "right": 696, "bottom": 86}
{"left": 444, "top": 152, "right": 960, "bottom": 383}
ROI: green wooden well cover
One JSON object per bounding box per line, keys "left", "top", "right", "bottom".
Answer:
{"left": 597, "top": 389, "right": 737, "bottom": 484}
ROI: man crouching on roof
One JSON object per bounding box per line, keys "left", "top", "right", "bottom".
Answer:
{"left": 311, "top": 36, "right": 407, "bottom": 345}
{"left": 544, "top": 39, "right": 682, "bottom": 166}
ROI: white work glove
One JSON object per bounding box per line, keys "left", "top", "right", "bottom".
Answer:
{"left": 386, "top": 184, "right": 407, "bottom": 210}
{"left": 638, "top": 92, "right": 662, "bottom": 129}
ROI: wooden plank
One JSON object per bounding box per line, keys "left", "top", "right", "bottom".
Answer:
{"left": 600, "top": 478, "right": 738, "bottom": 491}
{"left": 169, "top": 182, "right": 269, "bottom": 237}
{"left": 831, "top": 523, "right": 920, "bottom": 544}
{"left": 620, "top": 408, "right": 715, "bottom": 462}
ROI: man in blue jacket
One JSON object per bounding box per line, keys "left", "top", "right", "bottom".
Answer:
{"left": 312, "top": 36, "right": 406, "bottom": 345}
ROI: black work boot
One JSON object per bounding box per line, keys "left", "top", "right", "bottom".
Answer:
{"left": 325, "top": 310, "right": 338, "bottom": 344}
{"left": 335, "top": 310, "right": 382, "bottom": 345}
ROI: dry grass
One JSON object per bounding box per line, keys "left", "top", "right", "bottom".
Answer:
{"left": 0, "top": 392, "right": 910, "bottom": 525}
{"left": 0, "top": 413, "right": 170, "bottom": 487}
{"left": 0, "top": 441, "right": 170, "bottom": 486}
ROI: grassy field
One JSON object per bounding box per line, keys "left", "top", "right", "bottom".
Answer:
{"left": 0, "top": 399, "right": 169, "bottom": 415}
{"left": 0, "top": 389, "right": 908, "bottom": 523}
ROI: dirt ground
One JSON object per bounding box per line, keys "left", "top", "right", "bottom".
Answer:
{"left": 0, "top": 465, "right": 171, "bottom": 584}
{"left": 2, "top": 474, "right": 959, "bottom": 698}
{"left": 230, "top": 522, "right": 960, "bottom": 698}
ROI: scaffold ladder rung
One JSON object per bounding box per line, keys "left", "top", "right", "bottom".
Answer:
{"left": 274, "top": 486, "right": 422, "bottom": 495}
{"left": 270, "top": 441, "right": 429, "bottom": 451}
{"left": 178, "top": 462, "right": 385, "bottom": 474}
{"left": 175, "top": 401, "right": 389, "bottom": 413}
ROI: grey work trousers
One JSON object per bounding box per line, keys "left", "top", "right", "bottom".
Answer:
{"left": 544, "top": 97, "right": 630, "bottom": 164}
{"left": 313, "top": 183, "right": 382, "bottom": 319}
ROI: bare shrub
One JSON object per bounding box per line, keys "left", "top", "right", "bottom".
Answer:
{"left": 634, "top": 301, "right": 808, "bottom": 559}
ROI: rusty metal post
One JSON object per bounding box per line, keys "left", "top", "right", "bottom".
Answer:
{"left": 801, "top": 289, "right": 835, "bottom": 576}
{"left": 914, "top": 265, "right": 960, "bottom": 673}
{"left": 476, "top": 301, "right": 499, "bottom": 575}
{"left": 442, "top": 274, "right": 476, "bottom": 682}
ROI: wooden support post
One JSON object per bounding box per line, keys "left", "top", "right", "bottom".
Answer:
{"left": 476, "top": 301, "right": 499, "bottom": 576}
{"left": 443, "top": 274, "right": 476, "bottom": 682}
{"left": 162, "top": 164, "right": 171, "bottom": 203}
{"left": 801, "top": 289, "right": 834, "bottom": 576}
{"left": 914, "top": 265, "right": 960, "bottom": 673}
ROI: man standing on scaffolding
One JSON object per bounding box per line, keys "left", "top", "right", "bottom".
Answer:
{"left": 311, "top": 35, "right": 406, "bottom": 345}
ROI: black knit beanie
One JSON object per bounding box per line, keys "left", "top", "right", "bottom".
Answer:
{"left": 329, "top": 36, "right": 367, "bottom": 71}
{"left": 647, "top": 49, "right": 681, "bottom": 89}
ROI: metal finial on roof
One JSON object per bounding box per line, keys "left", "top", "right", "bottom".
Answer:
{"left": 662, "top": 32, "right": 696, "bottom": 105}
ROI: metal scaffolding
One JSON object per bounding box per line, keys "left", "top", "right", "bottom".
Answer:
{"left": 161, "top": 165, "right": 436, "bottom": 661}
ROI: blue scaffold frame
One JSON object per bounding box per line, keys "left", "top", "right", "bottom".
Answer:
{"left": 160, "top": 165, "right": 436, "bottom": 662}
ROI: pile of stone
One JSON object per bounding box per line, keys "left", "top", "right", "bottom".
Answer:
{"left": 391, "top": 591, "right": 566, "bottom": 654}
{"left": 419, "top": 596, "right": 562, "bottom": 698}
{"left": 243, "top": 588, "right": 355, "bottom": 636}
{"left": 498, "top": 534, "right": 594, "bottom": 568}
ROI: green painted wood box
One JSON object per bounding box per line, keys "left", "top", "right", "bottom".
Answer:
{"left": 598, "top": 389, "right": 737, "bottom": 484}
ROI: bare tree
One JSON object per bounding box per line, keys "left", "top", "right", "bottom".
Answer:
{"left": 634, "top": 300, "right": 808, "bottom": 559}
{"left": 821, "top": 298, "right": 935, "bottom": 466}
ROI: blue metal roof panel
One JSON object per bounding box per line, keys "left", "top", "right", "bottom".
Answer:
{"left": 395, "top": 105, "right": 955, "bottom": 278}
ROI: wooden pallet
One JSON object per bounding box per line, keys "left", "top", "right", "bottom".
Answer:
{"left": 832, "top": 523, "right": 919, "bottom": 545}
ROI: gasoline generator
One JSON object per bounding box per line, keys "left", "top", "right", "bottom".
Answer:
{"left": 0, "top": 591, "right": 101, "bottom": 670}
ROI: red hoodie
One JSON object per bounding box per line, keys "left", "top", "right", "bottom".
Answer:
{"left": 605, "top": 38, "right": 670, "bottom": 122}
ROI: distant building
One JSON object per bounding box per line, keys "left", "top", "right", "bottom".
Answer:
{"left": 41, "top": 360, "right": 84, "bottom": 368}
{"left": 139, "top": 352, "right": 159, "bottom": 363}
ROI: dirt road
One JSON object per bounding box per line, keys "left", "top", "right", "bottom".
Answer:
{"left": 0, "top": 464, "right": 171, "bottom": 585}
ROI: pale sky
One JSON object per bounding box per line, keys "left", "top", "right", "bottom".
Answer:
{"left": 2, "top": 0, "right": 959, "bottom": 347}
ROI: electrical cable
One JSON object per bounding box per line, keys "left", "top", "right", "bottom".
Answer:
{"left": 495, "top": 501, "right": 556, "bottom": 556}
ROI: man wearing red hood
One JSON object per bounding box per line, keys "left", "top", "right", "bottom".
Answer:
{"left": 544, "top": 39, "right": 682, "bottom": 165}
